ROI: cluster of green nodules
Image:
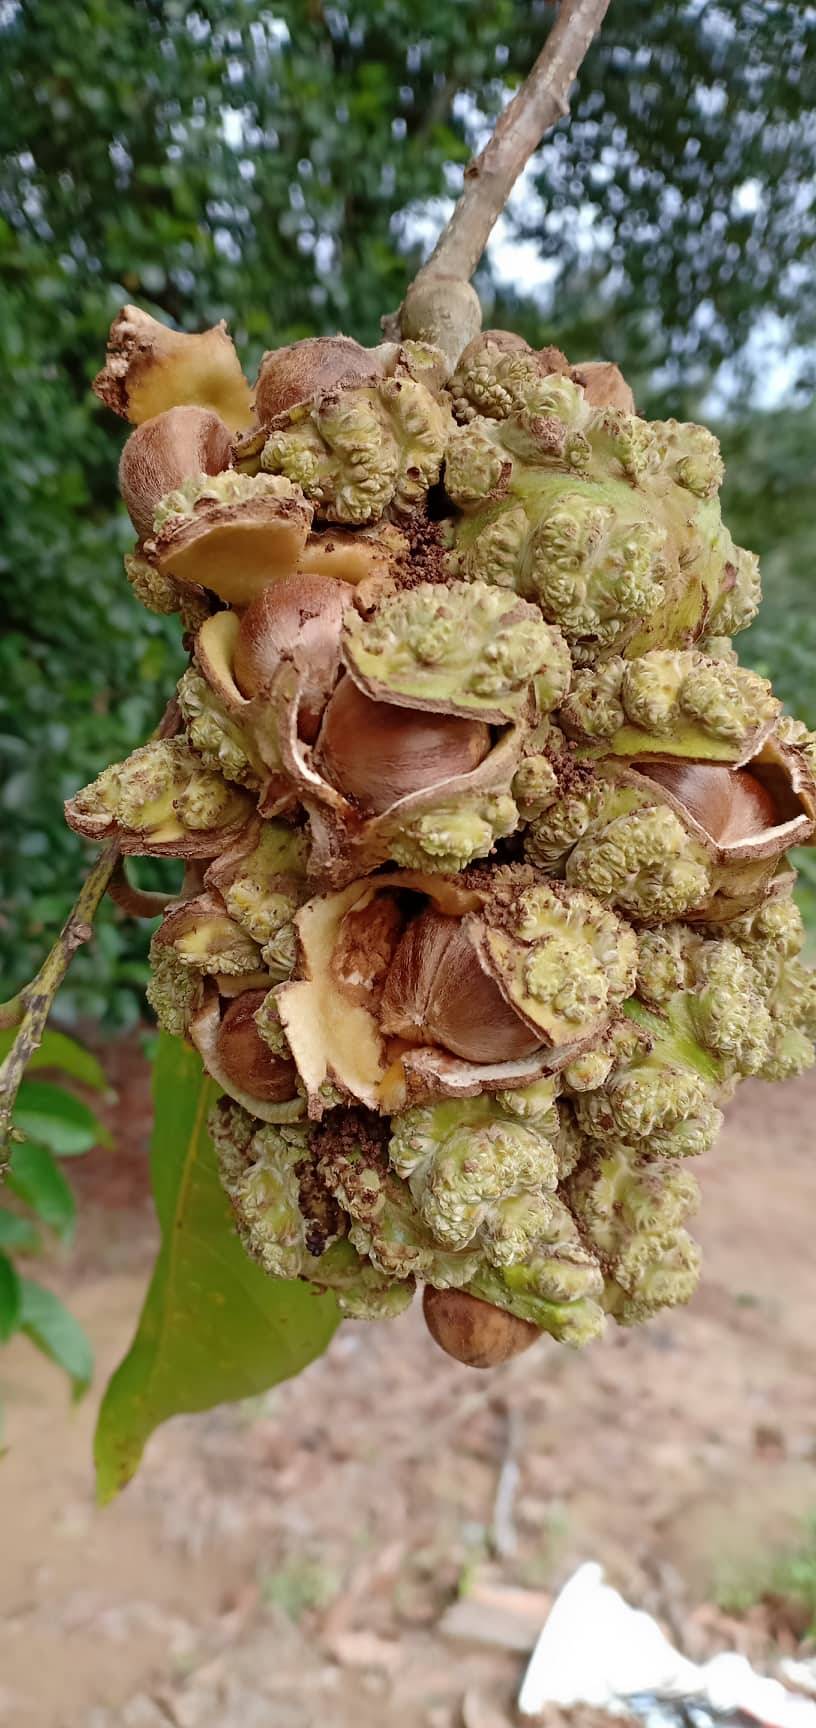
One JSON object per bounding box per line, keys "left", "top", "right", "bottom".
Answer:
{"left": 208, "top": 885, "right": 816, "bottom": 1337}
{"left": 73, "top": 317, "right": 816, "bottom": 1360}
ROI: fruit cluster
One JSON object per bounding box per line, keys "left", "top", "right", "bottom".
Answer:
{"left": 71, "top": 308, "right": 816, "bottom": 1366}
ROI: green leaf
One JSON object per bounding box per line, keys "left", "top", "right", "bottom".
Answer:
{"left": 18, "top": 1278, "right": 93, "bottom": 1399}
{"left": 0, "top": 1209, "right": 40, "bottom": 1252}
{"left": 13, "top": 1079, "right": 110, "bottom": 1155}
{"left": 8, "top": 1143, "right": 76, "bottom": 1242}
{"left": 94, "top": 1034, "right": 340, "bottom": 1504}
{"left": 0, "top": 1027, "right": 106, "bottom": 1092}
{"left": 0, "top": 1252, "right": 22, "bottom": 1343}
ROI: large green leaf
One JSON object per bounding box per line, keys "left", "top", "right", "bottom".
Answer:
{"left": 7, "top": 1143, "right": 76, "bottom": 1243}
{"left": 19, "top": 1278, "right": 93, "bottom": 1398}
{"left": 0, "top": 1027, "right": 107, "bottom": 1092}
{"left": 94, "top": 1034, "right": 340, "bottom": 1504}
{"left": 0, "top": 1252, "right": 21, "bottom": 1343}
{"left": 0, "top": 1209, "right": 40, "bottom": 1252}
{"left": 13, "top": 1079, "right": 110, "bottom": 1155}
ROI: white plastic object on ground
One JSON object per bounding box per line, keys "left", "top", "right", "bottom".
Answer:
{"left": 518, "top": 1561, "right": 816, "bottom": 1728}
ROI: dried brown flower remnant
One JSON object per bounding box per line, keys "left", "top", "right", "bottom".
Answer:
{"left": 93, "top": 304, "right": 252, "bottom": 430}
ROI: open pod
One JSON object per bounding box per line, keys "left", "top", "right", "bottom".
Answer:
{"left": 93, "top": 304, "right": 253, "bottom": 431}
{"left": 277, "top": 662, "right": 524, "bottom": 884}
{"left": 525, "top": 734, "right": 816, "bottom": 923}
{"left": 65, "top": 738, "right": 254, "bottom": 859}
{"left": 189, "top": 987, "right": 306, "bottom": 1122}
{"left": 275, "top": 865, "right": 637, "bottom": 1118}
{"left": 143, "top": 472, "right": 314, "bottom": 608}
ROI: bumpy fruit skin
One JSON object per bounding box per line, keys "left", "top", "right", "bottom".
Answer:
{"left": 210, "top": 1099, "right": 413, "bottom": 1315}
{"left": 559, "top": 650, "right": 778, "bottom": 760}
{"left": 443, "top": 335, "right": 759, "bottom": 668}
{"left": 342, "top": 580, "right": 571, "bottom": 722}
{"left": 388, "top": 1090, "right": 560, "bottom": 1260}
{"left": 79, "top": 310, "right": 816, "bottom": 1367}
{"left": 65, "top": 738, "right": 253, "bottom": 856}
{"left": 566, "top": 1137, "right": 702, "bottom": 1325}
{"left": 253, "top": 371, "right": 450, "bottom": 526}
{"left": 177, "top": 666, "right": 263, "bottom": 788}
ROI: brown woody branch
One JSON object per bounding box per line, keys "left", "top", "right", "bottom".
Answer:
{"left": 394, "top": 0, "right": 612, "bottom": 363}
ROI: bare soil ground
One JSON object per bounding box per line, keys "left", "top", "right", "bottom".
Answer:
{"left": 1, "top": 1039, "right": 815, "bottom": 1728}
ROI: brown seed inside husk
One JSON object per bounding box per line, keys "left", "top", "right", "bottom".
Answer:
{"left": 119, "top": 405, "right": 233, "bottom": 539}
{"left": 640, "top": 761, "right": 780, "bottom": 844}
{"left": 314, "top": 678, "right": 491, "bottom": 815}
{"left": 254, "top": 336, "right": 385, "bottom": 423}
{"left": 380, "top": 908, "right": 542, "bottom": 1063}
{"left": 216, "top": 988, "right": 299, "bottom": 1103}
{"left": 422, "top": 1285, "right": 541, "bottom": 1368}
{"left": 233, "top": 572, "right": 347, "bottom": 740}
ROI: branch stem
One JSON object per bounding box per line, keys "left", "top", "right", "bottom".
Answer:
{"left": 424, "top": 0, "right": 612, "bottom": 284}
{"left": 0, "top": 698, "right": 179, "bottom": 1170}
{"left": 396, "top": 0, "right": 612, "bottom": 362}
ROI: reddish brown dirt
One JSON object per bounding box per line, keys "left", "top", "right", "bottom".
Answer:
{"left": 1, "top": 1037, "right": 815, "bottom": 1728}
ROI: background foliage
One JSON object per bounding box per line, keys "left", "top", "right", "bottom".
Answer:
{"left": 2, "top": 0, "right": 815, "bottom": 1022}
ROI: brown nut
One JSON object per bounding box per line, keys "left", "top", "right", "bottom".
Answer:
{"left": 254, "top": 336, "right": 386, "bottom": 423}
{"left": 314, "top": 677, "right": 491, "bottom": 815}
{"left": 423, "top": 1285, "right": 541, "bottom": 1368}
{"left": 640, "top": 761, "right": 780, "bottom": 845}
{"left": 380, "top": 908, "right": 543, "bottom": 1064}
{"left": 570, "top": 360, "right": 635, "bottom": 413}
{"left": 233, "top": 572, "right": 347, "bottom": 741}
{"left": 119, "top": 406, "right": 233, "bottom": 539}
{"left": 216, "top": 989, "right": 299, "bottom": 1104}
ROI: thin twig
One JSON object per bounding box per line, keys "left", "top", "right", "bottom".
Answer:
{"left": 421, "top": 0, "right": 612, "bottom": 285}
{"left": 0, "top": 698, "right": 179, "bottom": 1171}
{"left": 491, "top": 1406, "right": 522, "bottom": 1560}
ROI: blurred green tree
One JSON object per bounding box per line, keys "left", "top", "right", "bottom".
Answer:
{"left": 1, "top": 0, "right": 815, "bottom": 1018}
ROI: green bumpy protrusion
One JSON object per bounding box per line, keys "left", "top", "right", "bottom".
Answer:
{"left": 388, "top": 1090, "right": 560, "bottom": 1262}
{"left": 570, "top": 1014, "right": 723, "bottom": 1160}
{"left": 178, "top": 665, "right": 261, "bottom": 788}
{"left": 342, "top": 580, "right": 571, "bottom": 720}
{"left": 145, "top": 939, "right": 203, "bottom": 1037}
{"left": 124, "top": 551, "right": 210, "bottom": 627}
{"left": 220, "top": 823, "right": 308, "bottom": 969}
{"left": 637, "top": 926, "right": 774, "bottom": 1077}
{"left": 152, "top": 467, "right": 300, "bottom": 532}
{"left": 260, "top": 378, "right": 449, "bottom": 524}
{"left": 477, "top": 871, "right": 638, "bottom": 1048}
{"left": 559, "top": 649, "right": 778, "bottom": 758}
{"left": 565, "top": 1136, "right": 702, "bottom": 1325}
{"left": 699, "top": 896, "right": 816, "bottom": 1081}
{"left": 443, "top": 347, "right": 760, "bottom": 666}
{"left": 315, "top": 1120, "right": 482, "bottom": 1288}
{"left": 565, "top": 803, "right": 713, "bottom": 922}
{"left": 386, "top": 793, "right": 519, "bottom": 873}
{"left": 69, "top": 737, "right": 252, "bottom": 839}
{"left": 469, "top": 1211, "right": 606, "bottom": 1347}
{"left": 210, "top": 1101, "right": 414, "bottom": 1317}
